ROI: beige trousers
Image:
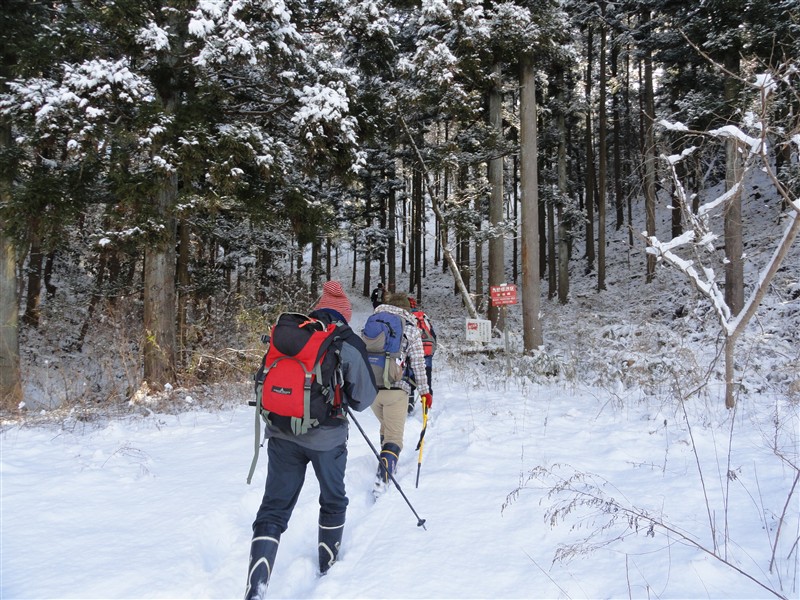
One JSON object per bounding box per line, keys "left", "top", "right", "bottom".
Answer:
{"left": 370, "top": 389, "right": 409, "bottom": 451}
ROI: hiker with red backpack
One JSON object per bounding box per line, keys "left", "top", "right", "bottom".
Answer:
{"left": 361, "top": 292, "right": 432, "bottom": 497}
{"left": 405, "top": 298, "right": 437, "bottom": 414}
{"left": 245, "top": 281, "right": 378, "bottom": 599}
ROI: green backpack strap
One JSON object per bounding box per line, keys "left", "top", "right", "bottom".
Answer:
{"left": 382, "top": 352, "right": 392, "bottom": 389}
{"left": 246, "top": 399, "right": 263, "bottom": 484}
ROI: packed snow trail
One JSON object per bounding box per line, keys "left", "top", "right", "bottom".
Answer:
{"left": 2, "top": 290, "right": 793, "bottom": 598}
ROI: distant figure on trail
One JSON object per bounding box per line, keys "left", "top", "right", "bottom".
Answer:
{"left": 405, "top": 298, "right": 437, "bottom": 414}
{"left": 245, "top": 280, "right": 378, "bottom": 598}
{"left": 370, "top": 282, "right": 385, "bottom": 308}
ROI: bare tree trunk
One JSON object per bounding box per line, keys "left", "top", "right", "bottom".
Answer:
{"left": 642, "top": 9, "right": 657, "bottom": 283}
{"left": 0, "top": 108, "right": 21, "bottom": 408}
{"left": 584, "top": 26, "right": 596, "bottom": 275}
{"left": 388, "top": 168, "right": 397, "bottom": 290}
{"left": 177, "top": 218, "right": 190, "bottom": 369}
{"left": 547, "top": 192, "right": 556, "bottom": 300}
{"left": 379, "top": 178, "right": 387, "bottom": 285}
{"left": 556, "top": 69, "right": 570, "bottom": 304}
{"left": 351, "top": 234, "right": 357, "bottom": 289}
{"left": 325, "top": 235, "right": 332, "bottom": 280}
{"left": 413, "top": 166, "right": 423, "bottom": 298}
{"left": 0, "top": 229, "right": 20, "bottom": 409}
{"left": 311, "top": 237, "right": 320, "bottom": 297}
{"left": 0, "top": 44, "right": 21, "bottom": 408}
{"left": 143, "top": 171, "right": 178, "bottom": 389}
{"left": 513, "top": 155, "right": 519, "bottom": 283}
{"left": 458, "top": 167, "right": 471, "bottom": 299}
{"left": 363, "top": 180, "right": 373, "bottom": 298}
{"left": 474, "top": 189, "right": 484, "bottom": 313}
{"left": 520, "top": 57, "right": 543, "bottom": 351}
{"left": 488, "top": 63, "right": 505, "bottom": 327}
{"left": 611, "top": 35, "right": 624, "bottom": 230}
{"left": 724, "top": 54, "right": 744, "bottom": 315}
{"left": 597, "top": 12, "right": 607, "bottom": 291}
{"left": 22, "top": 222, "right": 42, "bottom": 328}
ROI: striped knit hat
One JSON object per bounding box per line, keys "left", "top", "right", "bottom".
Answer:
{"left": 314, "top": 280, "right": 352, "bottom": 323}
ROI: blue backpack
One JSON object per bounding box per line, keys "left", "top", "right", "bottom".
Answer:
{"left": 361, "top": 312, "right": 406, "bottom": 389}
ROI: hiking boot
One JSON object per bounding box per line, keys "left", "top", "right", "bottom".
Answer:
{"left": 245, "top": 523, "right": 281, "bottom": 600}
{"left": 376, "top": 443, "right": 401, "bottom": 483}
{"left": 407, "top": 394, "right": 416, "bottom": 414}
{"left": 318, "top": 511, "right": 346, "bottom": 575}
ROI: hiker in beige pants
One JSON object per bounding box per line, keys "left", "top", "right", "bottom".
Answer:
{"left": 371, "top": 389, "right": 409, "bottom": 449}
{"left": 367, "top": 293, "right": 432, "bottom": 486}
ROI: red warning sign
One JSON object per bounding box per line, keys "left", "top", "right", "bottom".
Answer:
{"left": 490, "top": 284, "right": 517, "bottom": 306}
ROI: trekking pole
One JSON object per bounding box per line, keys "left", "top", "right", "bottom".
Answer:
{"left": 344, "top": 405, "right": 427, "bottom": 530}
{"left": 415, "top": 402, "right": 428, "bottom": 488}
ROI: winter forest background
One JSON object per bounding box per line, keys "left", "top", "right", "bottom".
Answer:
{"left": 1, "top": 1, "right": 799, "bottom": 598}
{"left": 2, "top": 0, "right": 798, "bottom": 411}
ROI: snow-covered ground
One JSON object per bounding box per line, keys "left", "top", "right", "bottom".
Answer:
{"left": 3, "top": 166, "right": 799, "bottom": 598}
{"left": 3, "top": 277, "right": 798, "bottom": 599}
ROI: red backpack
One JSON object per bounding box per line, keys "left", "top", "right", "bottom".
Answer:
{"left": 256, "top": 312, "right": 344, "bottom": 435}
{"left": 412, "top": 310, "right": 437, "bottom": 357}
{"left": 247, "top": 313, "right": 344, "bottom": 483}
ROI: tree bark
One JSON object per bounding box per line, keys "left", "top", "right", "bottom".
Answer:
{"left": 723, "top": 55, "right": 744, "bottom": 315}
{"left": 413, "top": 165, "right": 423, "bottom": 299}
{"left": 597, "top": 12, "right": 607, "bottom": 291}
{"left": 556, "top": 69, "right": 570, "bottom": 304}
{"left": 584, "top": 26, "right": 596, "bottom": 274}
{"left": 22, "top": 222, "right": 43, "bottom": 328}
{"left": 488, "top": 63, "right": 506, "bottom": 329}
{"left": 642, "top": 10, "right": 657, "bottom": 283}
{"left": 143, "top": 171, "right": 178, "bottom": 389}
{"left": 611, "top": 35, "right": 624, "bottom": 230}
{"left": 388, "top": 166, "right": 397, "bottom": 290}
{"left": 520, "top": 57, "right": 543, "bottom": 351}
{"left": 177, "top": 218, "right": 190, "bottom": 368}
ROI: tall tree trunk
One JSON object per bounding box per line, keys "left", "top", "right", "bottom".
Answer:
{"left": 0, "top": 229, "right": 20, "bottom": 409}
{"left": 597, "top": 11, "right": 607, "bottom": 291}
{"left": 584, "top": 26, "right": 596, "bottom": 274}
{"left": 325, "top": 235, "right": 332, "bottom": 280}
{"left": 488, "top": 63, "right": 505, "bottom": 328}
{"left": 474, "top": 187, "right": 484, "bottom": 313}
{"left": 520, "top": 57, "right": 543, "bottom": 351}
{"left": 723, "top": 53, "right": 744, "bottom": 315}
{"left": 22, "top": 222, "right": 43, "bottom": 328}
{"left": 401, "top": 180, "right": 408, "bottom": 277}
{"left": 611, "top": 36, "right": 624, "bottom": 230}
{"left": 363, "top": 181, "right": 373, "bottom": 298}
{"left": 413, "top": 166, "right": 423, "bottom": 299}
{"left": 177, "top": 218, "right": 190, "bottom": 369}
{"left": 458, "top": 166, "right": 471, "bottom": 298}
{"left": 143, "top": 172, "right": 178, "bottom": 389}
{"left": 556, "top": 70, "right": 570, "bottom": 305}
{"left": 0, "top": 112, "right": 21, "bottom": 408}
{"left": 311, "top": 237, "right": 320, "bottom": 297}
{"left": 379, "top": 178, "right": 387, "bottom": 285}
{"left": 642, "top": 10, "right": 657, "bottom": 284}
{"left": 547, "top": 186, "right": 556, "bottom": 300}
{"left": 513, "top": 155, "right": 519, "bottom": 283}
{"left": 351, "top": 234, "right": 358, "bottom": 289}
{"left": 388, "top": 167, "right": 397, "bottom": 290}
